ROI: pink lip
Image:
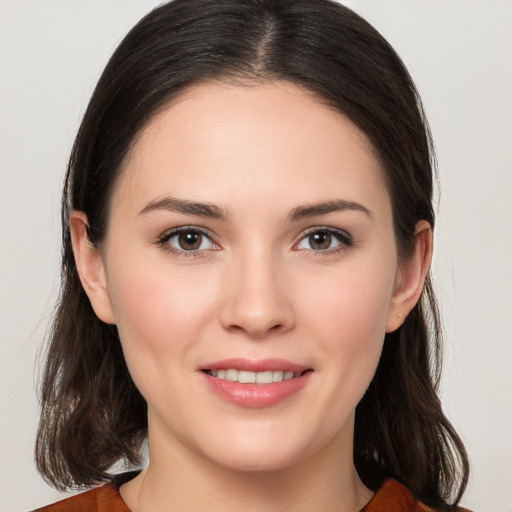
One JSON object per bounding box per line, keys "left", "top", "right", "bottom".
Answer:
{"left": 200, "top": 357, "right": 309, "bottom": 373}
{"left": 199, "top": 358, "right": 312, "bottom": 409}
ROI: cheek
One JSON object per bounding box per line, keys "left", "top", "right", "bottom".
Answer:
{"left": 303, "top": 262, "right": 396, "bottom": 344}
{"left": 105, "top": 256, "right": 222, "bottom": 376}
{"left": 104, "top": 259, "right": 227, "bottom": 432}
{"left": 299, "top": 258, "right": 396, "bottom": 402}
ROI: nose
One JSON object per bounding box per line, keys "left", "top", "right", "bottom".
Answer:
{"left": 219, "top": 249, "right": 295, "bottom": 339}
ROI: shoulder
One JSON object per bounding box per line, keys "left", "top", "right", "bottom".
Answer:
{"left": 32, "top": 483, "right": 131, "bottom": 512}
{"left": 362, "top": 479, "right": 473, "bottom": 512}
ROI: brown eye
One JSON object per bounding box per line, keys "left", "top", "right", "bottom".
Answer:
{"left": 296, "top": 228, "right": 352, "bottom": 253}
{"left": 159, "top": 228, "right": 216, "bottom": 254}
{"left": 308, "top": 231, "right": 332, "bottom": 250}
{"left": 178, "top": 231, "right": 203, "bottom": 250}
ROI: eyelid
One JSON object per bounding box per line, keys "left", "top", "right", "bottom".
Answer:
{"left": 156, "top": 225, "right": 220, "bottom": 256}
{"left": 294, "top": 226, "right": 353, "bottom": 252}
{"left": 155, "top": 225, "right": 352, "bottom": 257}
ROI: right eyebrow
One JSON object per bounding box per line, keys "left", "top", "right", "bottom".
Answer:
{"left": 288, "top": 199, "right": 373, "bottom": 222}
{"left": 138, "top": 196, "right": 230, "bottom": 221}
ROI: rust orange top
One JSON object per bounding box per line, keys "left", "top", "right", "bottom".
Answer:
{"left": 33, "top": 478, "right": 470, "bottom": 512}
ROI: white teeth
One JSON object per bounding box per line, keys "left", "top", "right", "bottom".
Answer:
{"left": 225, "top": 369, "right": 238, "bottom": 381}
{"left": 256, "top": 371, "right": 273, "bottom": 384}
{"left": 238, "top": 370, "right": 256, "bottom": 383}
{"left": 208, "top": 369, "right": 303, "bottom": 384}
{"left": 272, "top": 370, "right": 284, "bottom": 382}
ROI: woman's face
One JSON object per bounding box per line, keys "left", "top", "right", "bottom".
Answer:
{"left": 82, "top": 81, "right": 411, "bottom": 472}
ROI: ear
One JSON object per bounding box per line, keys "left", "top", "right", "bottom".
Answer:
{"left": 386, "top": 220, "right": 433, "bottom": 333}
{"left": 69, "top": 211, "right": 116, "bottom": 324}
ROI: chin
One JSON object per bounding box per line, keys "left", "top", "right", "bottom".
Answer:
{"left": 209, "top": 448, "right": 303, "bottom": 474}
{"left": 193, "top": 426, "right": 317, "bottom": 474}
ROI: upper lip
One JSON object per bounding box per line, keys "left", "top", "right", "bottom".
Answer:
{"left": 199, "top": 358, "right": 310, "bottom": 373}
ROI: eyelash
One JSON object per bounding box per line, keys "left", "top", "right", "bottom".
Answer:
{"left": 156, "top": 226, "right": 353, "bottom": 258}
{"left": 295, "top": 226, "right": 353, "bottom": 255}
{"left": 156, "top": 227, "right": 219, "bottom": 258}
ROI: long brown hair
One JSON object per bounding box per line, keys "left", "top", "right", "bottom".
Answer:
{"left": 36, "top": 0, "right": 469, "bottom": 508}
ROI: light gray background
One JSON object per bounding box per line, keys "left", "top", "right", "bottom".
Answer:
{"left": 1, "top": 1, "right": 511, "bottom": 510}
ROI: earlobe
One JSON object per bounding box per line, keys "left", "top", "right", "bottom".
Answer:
{"left": 69, "top": 211, "right": 116, "bottom": 324}
{"left": 386, "top": 220, "right": 433, "bottom": 333}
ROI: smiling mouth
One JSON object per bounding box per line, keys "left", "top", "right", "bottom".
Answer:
{"left": 203, "top": 369, "right": 308, "bottom": 384}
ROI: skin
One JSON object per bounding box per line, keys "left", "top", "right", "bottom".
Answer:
{"left": 71, "top": 81, "right": 432, "bottom": 512}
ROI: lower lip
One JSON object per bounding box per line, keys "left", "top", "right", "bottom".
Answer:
{"left": 202, "top": 371, "right": 312, "bottom": 408}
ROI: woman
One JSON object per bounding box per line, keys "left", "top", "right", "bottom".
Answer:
{"left": 34, "top": 0, "right": 470, "bottom": 510}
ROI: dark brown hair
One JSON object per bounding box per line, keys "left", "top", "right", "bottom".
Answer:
{"left": 36, "top": 0, "right": 469, "bottom": 508}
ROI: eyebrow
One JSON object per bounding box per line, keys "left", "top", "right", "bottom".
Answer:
{"left": 138, "top": 196, "right": 372, "bottom": 222}
{"left": 289, "top": 200, "right": 373, "bottom": 221}
{"left": 138, "top": 197, "right": 229, "bottom": 221}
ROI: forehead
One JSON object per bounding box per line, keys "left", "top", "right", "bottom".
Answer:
{"left": 114, "top": 80, "right": 388, "bottom": 217}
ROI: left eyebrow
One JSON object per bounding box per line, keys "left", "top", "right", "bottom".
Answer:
{"left": 138, "top": 196, "right": 229, "bottom": 221}
{"left": 288, "top": 200, "right": 373, "bottom": 222}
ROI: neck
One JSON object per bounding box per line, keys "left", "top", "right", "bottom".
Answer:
{"left": 121, "top": 416, "right": 373, "bottom": 512}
